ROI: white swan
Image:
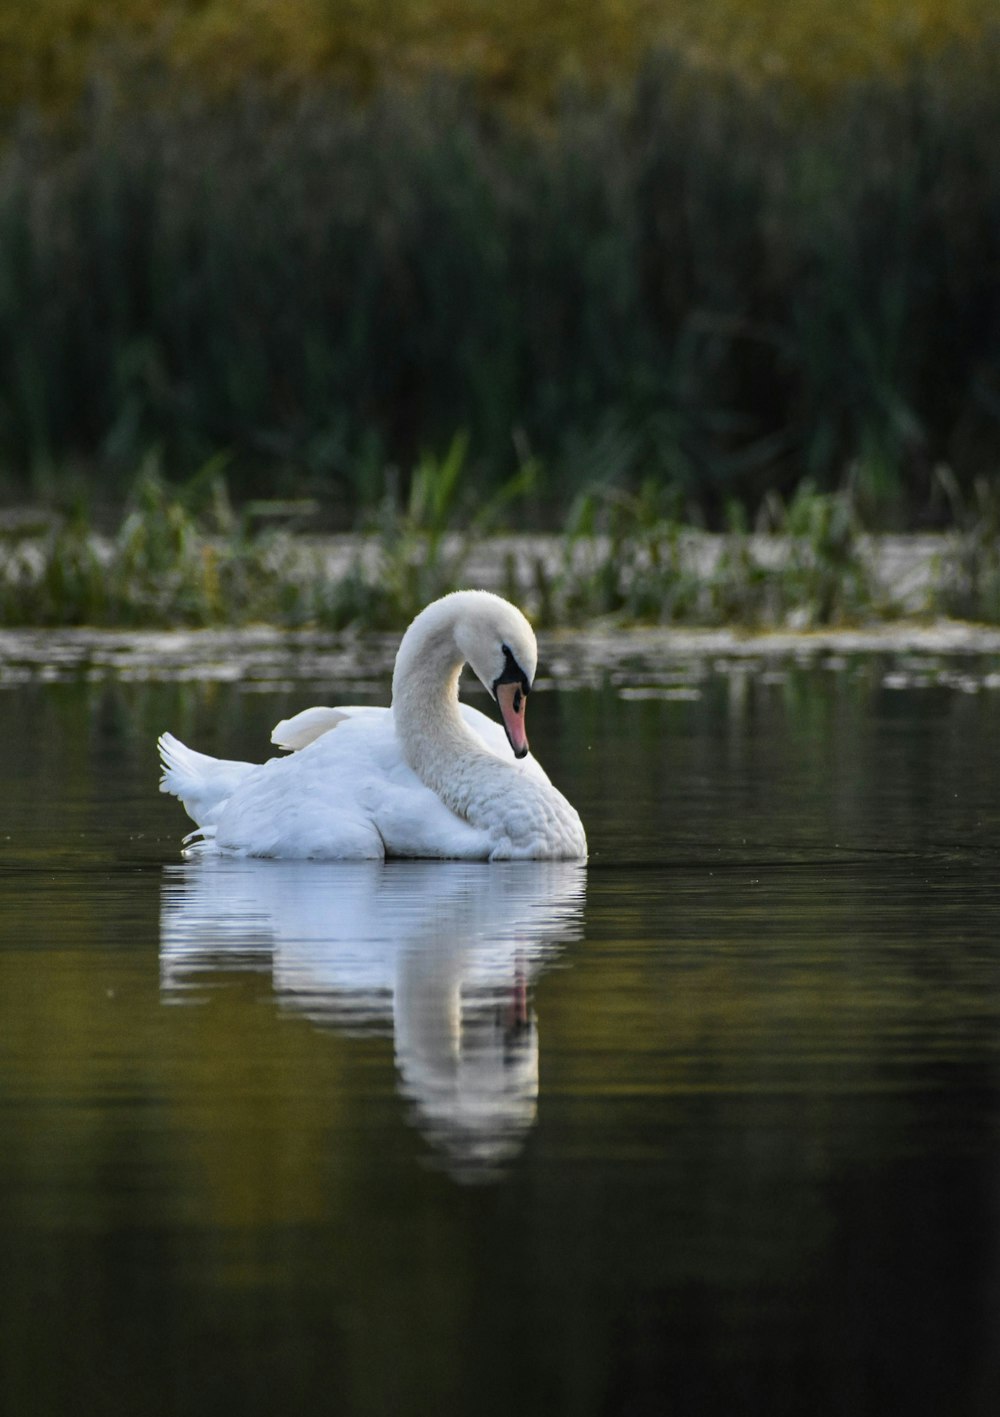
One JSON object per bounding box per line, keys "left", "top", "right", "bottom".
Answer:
{"left": 158, "top": 590, "right": 587, "bottom": 860}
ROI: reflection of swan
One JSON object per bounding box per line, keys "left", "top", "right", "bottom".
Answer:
{"left": 158, "top": 591, "right": 587, "bottom": 861}
{"left": 160, "top": 858, "right": 586, "bottom": 1181}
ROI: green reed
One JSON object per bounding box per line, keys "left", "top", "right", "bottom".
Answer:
{"left": 931, "top": 468, "right": 1000, "bottom": 624}
{"left": 0, "top": 461, "right": 304, "bottom": 626}
{"left": 3, "top": 463, "right": 999, "bottom": 630}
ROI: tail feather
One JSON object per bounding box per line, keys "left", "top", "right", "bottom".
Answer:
{"left": 158, "top": 731, "right": 255, "bottom": 827}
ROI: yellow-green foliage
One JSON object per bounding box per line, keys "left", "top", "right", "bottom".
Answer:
{"left": 3, "top": 3, "right": 999, "bottom": 512}
{"left": 4, "top": 0, "right": 999, "bottom": 116}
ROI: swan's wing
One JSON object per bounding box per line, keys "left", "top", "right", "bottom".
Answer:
{"left": 212, "top": 713, "right": 491, "bottom": 861}
{"left": 164, "top": 690, "right": 562, "bottom": 860}
{"left": 211, "top": 731, "right": 385, "bottom": 858}
{"left": 270, "top": 700, "right": 552, "bottom": 784}
{"left": 271, "top": 705, "right": 386, "bottom": 751}
{"left": 270, "top": 706, "right": 351, "bottom": 750}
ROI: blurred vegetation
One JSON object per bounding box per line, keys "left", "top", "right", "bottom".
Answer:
{"left": 550, "top": 479, "right": 878, "bottom": 628}
{"left": 2, "top": 465, "right": 997, "bottom": 630}
{"left": 931, "top": 468, "right": 1000, "bottom": 624}
{"left": 3, "top": 0, "right": 997, "bottom": 113}
{"left": 0, "top": 4, "right": 998, "bottom": 522}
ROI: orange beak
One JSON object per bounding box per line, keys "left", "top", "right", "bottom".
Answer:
{"left": 496, "top": 681, "right": 529, "bottom": 759}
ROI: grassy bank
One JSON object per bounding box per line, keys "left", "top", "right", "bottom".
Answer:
{"left": 1, "top": 48, "right": 1000, "bottom": 519}
{"left": 3, "top": 471, "right": 1000, "bottom": 630}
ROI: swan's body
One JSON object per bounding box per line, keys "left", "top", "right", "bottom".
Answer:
{"left": 158, "top": 591, "right": 587, "bottom": 861}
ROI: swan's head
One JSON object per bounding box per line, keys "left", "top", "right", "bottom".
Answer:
{"left": 392, "top": 592, "right": 539, "bottom": 760}
{"left": 453, "top": 593, "right": 537, "bottom": 759}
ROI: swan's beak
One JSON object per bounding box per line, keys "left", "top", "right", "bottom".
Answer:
{"left": 496, "top": 681, "right": 529, "bottom": 759}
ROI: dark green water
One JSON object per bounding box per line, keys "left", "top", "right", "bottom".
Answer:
{"left": 2, "top": 634, "right": 1000, "bottom": 1417}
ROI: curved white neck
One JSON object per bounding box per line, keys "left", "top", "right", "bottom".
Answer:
{"left": 391, "top": 605, "right": 492, "bottom": 801}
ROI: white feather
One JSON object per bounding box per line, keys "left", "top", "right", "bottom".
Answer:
{"left": 270, "top": 705, "right": 353, "bottom": 751}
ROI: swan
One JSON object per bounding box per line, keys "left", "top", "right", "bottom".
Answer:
{"left": 158, "top": 590, "right": 587, "bottom": 860}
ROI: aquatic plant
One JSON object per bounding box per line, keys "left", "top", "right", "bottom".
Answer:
{"left": 931, "top": 468, "right": 1000, "bottom": 623}
{"left": 754, "top": 483, "right": 876, "bottom": 627}
{"left": 4, "top": 466, "right": 1000, "bottom": 631}
{"left": 315, "top": 436, "right": 539, "bottom": 630}
{"left": 544, "top": 482, "right": 700, "bottom": 624}
{"left": 527, "top": 480, "right": 877, "bottom": 629}
{"left": 0, "top": 460, "right": 306, "bottom": 626}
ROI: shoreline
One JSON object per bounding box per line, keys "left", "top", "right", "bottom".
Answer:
{"left": 3, "top": 615, "right": 1000, "bottom": 688}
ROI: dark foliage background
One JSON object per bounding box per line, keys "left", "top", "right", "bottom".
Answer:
{"left": 2, "top": 58, "right": 999, "bottom": 519}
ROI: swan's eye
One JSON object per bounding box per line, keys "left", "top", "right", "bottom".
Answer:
{"left": 494, "top": 644, "right": 531, "bottom": 698}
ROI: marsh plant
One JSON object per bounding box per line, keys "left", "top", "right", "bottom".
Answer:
{"left": 534, "top": 480, "right": 876, "bottom": 629}
{"left": 0, "top": 450, "right": 539, "bottom": 629}
{"left": 3, "top": 464, "right": 1000, "bottom": 631}
{"left": 0, "top": 460, "right": 306, "bottom": 626}
{"left": 756, "top": 483, "right": 876, "bottom": 627}
{"left": 548, "top": 482, "right": 701, "bottom": 624}
{"left": 932, "top": 468, "right": 1000, "bottom": 624}
{"left": 315, "top": 436, "right": 539, "bottom": 629}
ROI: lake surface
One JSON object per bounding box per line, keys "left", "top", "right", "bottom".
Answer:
{"left": 2, "top": 627, "right": 1000, "bottom": 1416}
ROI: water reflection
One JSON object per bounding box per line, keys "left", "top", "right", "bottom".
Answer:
{"left": 160, "top": 858, "right": 585, "bottom": 1180}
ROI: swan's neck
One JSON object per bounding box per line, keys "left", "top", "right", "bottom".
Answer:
{"left": 391, "top": 617, "right": 490, "bottom": 804}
